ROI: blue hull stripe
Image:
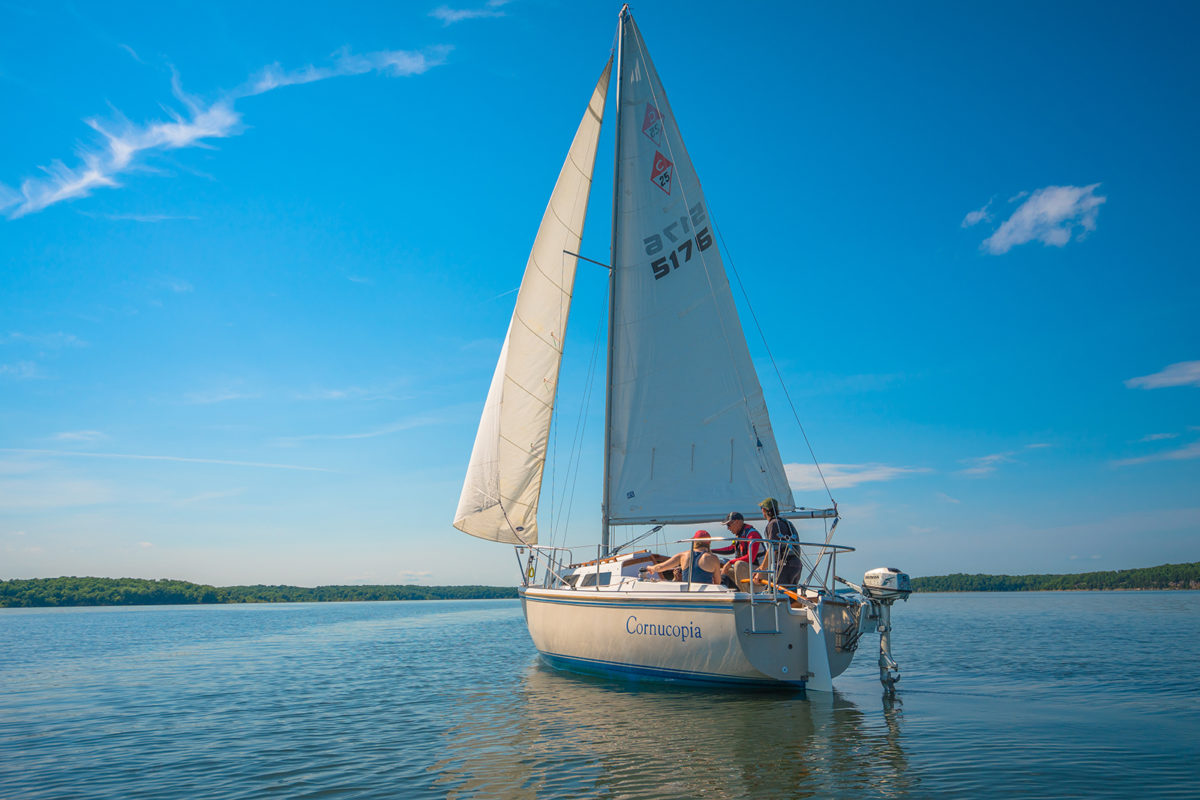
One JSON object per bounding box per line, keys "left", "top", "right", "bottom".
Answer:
{"left": 521, "top": 592, "right": 734, "bottom": 614}
{"left": 539, "top": 651, "right": 806, "bottom": 688}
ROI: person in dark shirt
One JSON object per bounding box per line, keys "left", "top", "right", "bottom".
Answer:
{"left": 760, "top": 497, "right": 804, "bottom": 586}
{"left": 711, "top": 511, "right": 763, "bottom": 590}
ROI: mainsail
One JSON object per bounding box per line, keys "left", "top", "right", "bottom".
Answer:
{"left": 606, "top": 15, "right": 795, "bottom": 525}
{"left": 454, "top": 60, "right": 613, "bottom": 544}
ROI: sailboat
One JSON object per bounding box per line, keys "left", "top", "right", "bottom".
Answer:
{"left": 454, "top": 6, "right": 910, "bottom": 692}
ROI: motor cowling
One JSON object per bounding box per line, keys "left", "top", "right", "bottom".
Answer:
{"left": 863, "top": 567, "right": 911, "bottom": 602}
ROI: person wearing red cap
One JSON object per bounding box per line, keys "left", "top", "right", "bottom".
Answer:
{"left": 646, "top": 530, "right": 723, "bottom": 585}
{"left": 711, "top": 511, "right": 764, "bottom": 590}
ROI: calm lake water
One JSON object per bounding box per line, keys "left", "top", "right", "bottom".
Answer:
{"left": 1, "top": 592, "right": 1197, "bottom": 799}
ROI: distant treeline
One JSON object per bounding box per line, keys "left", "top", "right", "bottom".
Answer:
{"left": 0, "top": 577, "right": 518, "bottom": 608}
{"left": 912, "top": 562, "right": 1200, "bottom": 592}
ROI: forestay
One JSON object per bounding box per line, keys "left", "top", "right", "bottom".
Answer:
{"left": 454, "top": 60, "right": 613, "bottom": 544}
{"left": 606, "top": 15, "right": 794, "bottom": 524}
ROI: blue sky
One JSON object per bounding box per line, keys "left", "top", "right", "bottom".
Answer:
{"left": 2, "top": 0, "right": 1197, "bottom": 586}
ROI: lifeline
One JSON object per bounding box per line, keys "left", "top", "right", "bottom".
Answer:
{"left": 625, "top": 615, "right": 702, "bottom": 642}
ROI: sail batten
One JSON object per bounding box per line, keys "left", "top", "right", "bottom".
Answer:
{"left": 453, "top": 59, "right": 613, "bottom": 545}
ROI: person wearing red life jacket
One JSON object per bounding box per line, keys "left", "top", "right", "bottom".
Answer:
{"left": 711, "top": 511, "right": 763, "bottom": 590}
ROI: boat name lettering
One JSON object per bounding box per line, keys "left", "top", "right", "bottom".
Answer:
{"left": 625, "top": 615, "right": 702, "bottom": 642}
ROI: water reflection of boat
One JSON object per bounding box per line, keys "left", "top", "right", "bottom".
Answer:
{"left": 430, "top": 664, "right": 913, "bottom": 799}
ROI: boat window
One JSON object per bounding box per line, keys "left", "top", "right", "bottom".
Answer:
{"left": 579, "top": 572, "right": 612, "bottom": 587}
{"left": 563, "top": 574, "right": 581, "bottom": 587}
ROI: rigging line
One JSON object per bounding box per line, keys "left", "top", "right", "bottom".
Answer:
{"left": 712, "top": 220, "right": 836, "bottom": 507}
{"left": 557, "top": 305, "right": 606, "bottom": 545}
{"left": 627, "top": 27, "right": 761, "bottom": 446}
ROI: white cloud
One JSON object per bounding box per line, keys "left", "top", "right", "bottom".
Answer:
{"left": 1025, "top": 442, "right": 1051, "bottom": 449}
{"left": 95, "top": 212, "right": 198, "bottom": 223}
{"left": 1113, "top": 441, "right": 1200, "bottom": 467}
{"left": 0, "top": 448, "right": 331, "bottom": 472}
{"left": 275, "top": 415, "right": 444, "bottom": 445}
{"left": 184, "top": 388, "right": 260, "bottom": 404}
{"left": 935, "top": 492, "right": 960, "bottom": 504}
{"left": 961, "top": 199, "right": 992, "bottom": 228}
{"left": 0, "top": 361, "right": 41, "bottom": 379}
{"left": 118, "top": 43, "right": 145, "bottom": 64}
{"left": 430, "top": 0, "right": 510, "bottom": 25}
{"left": 4, "top": 331, "right": 88, "bottom": 348}
{"left": 397, "top": 569, "right": 432, "bottom": 581}
{"left": 784, "top": 462, "right": 929, "bottom": 490}
{"left": 52, "top": 430, "right": 108, "bottom": 442}
{"left": 0, "top": 478, "right": 113, "bottom": 510}
{"left": 246, "top": 46, "right": 450, "bottom": 94}
{"left": 959, "top": 451, "right": 1014, "bottom": 476}
{"left": 159, "top": 277, "right": 194, "bottom": 293}
{"left": 1125, "top": 361, "right": 1200, "bottom": 390}
{"left": 176, "top": 488, "right": 246, "bottom": 505}
{"left": 1138, "top": 432, "right": 1180, "bottom": 443}
{"left": 139, "top": 541, "right": 154, "bottom": 549}
{"left": 4, "top": 46, "right": 450, "bottom": 218}
{"left": 980, "top": 183, "right": 1106, "bottom": 255}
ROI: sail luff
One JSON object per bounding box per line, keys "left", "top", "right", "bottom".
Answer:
{"left": 453, "top": 58, "right": 613, "bottom": 545}
{"left": 601, "top": 8, "right": 628, "bottom": 557}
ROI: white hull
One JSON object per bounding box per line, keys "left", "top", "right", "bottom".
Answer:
{"left": 520, "top": 585, "right": 862, "bottom": 690}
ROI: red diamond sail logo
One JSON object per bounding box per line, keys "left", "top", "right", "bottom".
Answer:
{"left": 651, "top": 151, "right": 673, "bottom": 195}
{"left": 641, "top": 103, "right": 662, "bottom": 145}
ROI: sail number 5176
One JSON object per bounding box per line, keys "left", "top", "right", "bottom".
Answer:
{"left": 645, "top": 202, "right": 713, "bottom": 280}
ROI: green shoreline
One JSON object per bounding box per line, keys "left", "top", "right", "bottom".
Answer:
{"left": 0, "top": 578, "right": 517, "bottom": 608}
{"left": 910, "top": 561, "right": 1199, "bottom": 592}
{"left": 2, "top": 561, "right": 1197, "bottom": 607}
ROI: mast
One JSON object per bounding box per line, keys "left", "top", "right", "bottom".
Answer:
{"left": 601, "top": 5, "right": 628, "bottom": 556}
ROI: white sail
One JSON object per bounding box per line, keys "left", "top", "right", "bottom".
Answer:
{"left": 454, "top": 59, "right": 613, "bottom": 544}
{"left": 606, "top": 16, "right": 794, "bottom": 525}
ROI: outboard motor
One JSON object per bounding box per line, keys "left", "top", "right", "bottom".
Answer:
{"left": 841, "top": 567, "right": 911, "bottom": 695}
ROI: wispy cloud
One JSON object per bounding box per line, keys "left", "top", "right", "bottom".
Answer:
{"left": 275, "top": 415, "right": 443, "bottom": 445}
{"left": 3, "top": 46, "right": 450, "bottom": 219}
{"left": 1125, "top": 361, "right": 1200, "bottom": 390}
{"left": 246, "top": 46, "right": 450, "bottom": 94}
{"left": 118, "top": 43, "right": 145, "bottom": 64}
{"left": 784, "top": 462, "right": 929, "bottom": 490}
{"left": 3, "top": 331, "right": 87, "bottom": 348}
{"left": 1113, "top": 441, "right": 1200, "bottom": 467}
{"left": 1138, "top": 432, "right": 1180, "bottom": 443}
{"left": 973, "top": 183, "right": 1106, "bottom": 255}
{"left": 935, "top": 492, "right": 960, "bottom": 504}
{"left": 959, "top": 443, "right": 1050, "bottom": 476}
{"left": 0, "top": 448, "right": 331, "bottom": 472}
{"left": 961, "top": 198, "right": 992, "bottom": 228}
{"left": 0, "top": 361, "right": 41, "bottom": 380}
{"left": 158, "top": 277, "right": 194, "bottom": 293}
{"left": 52, "top": 430, "right": 108, "bottom": 442}
{"left": 430, "top": 0, "right": 510, "bottom": 25}
{"left": 959, "top": 451, "right": 1015, "bottom": 476}
{"left": 183, "top": 388, "right": 260, "bottom": 404}
{"left": 176, "top": 488, "right": 246, "bottom": 505}
{"left": 0, "top": 477, "right": 113, "bottom": 510}
{"left": 91, "top": 212, "right": 199, "bottom": 223}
